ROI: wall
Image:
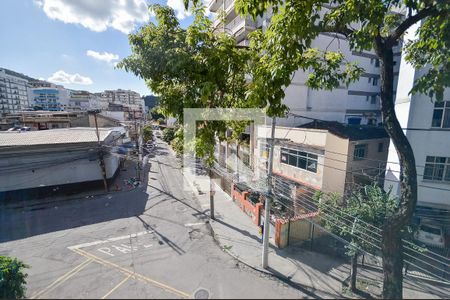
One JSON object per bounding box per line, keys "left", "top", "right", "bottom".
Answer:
{"left": 0, "top": 148, "right": 120, "bottom": 192}
{"left": 101, "top": 111, "right": 125, "bottom": 122}
{"left": 321, "top": 133, "right": 349, "bottom": 195}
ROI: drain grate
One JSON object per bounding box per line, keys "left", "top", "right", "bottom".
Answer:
{"left": 194, "top": 288, "right": 209, "bottom": 299}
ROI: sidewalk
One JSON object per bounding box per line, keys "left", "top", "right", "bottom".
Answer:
{"left": 185, "top": 171, "right": 449, "bottom": 299}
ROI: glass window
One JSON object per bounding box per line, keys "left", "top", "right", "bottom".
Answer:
{"left": 371, "top": 95, "right": 377, "bottom": 104}
{"left": 423, "top": 156, "right": 450, "bottom": 182}
{"left": 354, "top": 144, "right": 367, "bottom": 160}
{"left": 280, "top": 147, "right": 318, "bottom": 173}
{"left": 378, "top": 142, "right": 384, "bottom": 152}
{"left": 373, "top": 78, "right": 378, "bottom": 86}
{"left": 431, "top": 101, "right": 450, "bottom": 128}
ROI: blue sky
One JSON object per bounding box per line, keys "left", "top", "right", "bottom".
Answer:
{"left": 0, "top": 0, "right": 198, "bottom": 96}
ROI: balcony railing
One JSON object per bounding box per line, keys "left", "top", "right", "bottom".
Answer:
{"left": 226, "top": 15, "right": 256, "bottom": 36}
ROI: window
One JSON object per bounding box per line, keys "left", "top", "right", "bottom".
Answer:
{"left": 280, "top": 148, "right": 318, "bottom": 173}
{"left": 375, "top": 59, "right": 380, "bottom": 67}
{"left": 431, "top": 101, "right": 450, "bottom": 128}
{"left": 378, "top": 142, "right": 384, "bottom": 152}
{"left": 371, "top": 95, "right": 377, "bottom": 104}
{"left": 368, "top": 77, "right": 372, "bottom": 84}
{"left": 372, "top": 78, "right": 378, "bottom": 86}
{"left": 353, "top": 144, "right": 368, "bottom": 160}
{"left": 423, "top": 156, "right": 450, "bottom": 182}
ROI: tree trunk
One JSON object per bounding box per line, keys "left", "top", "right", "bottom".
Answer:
{"left": 382, "top": 224, "right": 404, "bottom": 298}
{"left": 350, "top": 252, "right": 358, "bottom": 292}
{"left": 375, "top": 38, "right": 418, "bottom": 299}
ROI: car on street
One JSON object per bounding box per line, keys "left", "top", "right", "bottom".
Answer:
{"left": 415, "top": 222, "right": 446, "bottom": 248}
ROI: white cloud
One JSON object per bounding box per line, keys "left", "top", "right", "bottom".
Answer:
{"left": 48, "top": 70, "right": 93, "bottom": 85}
{"left": 167, "top": 0, "right": 191, "bottom": 20}
{"left": 36, "top": 0, "right": 149, "bottom": 34}
{"left": 86, "top": 50, "right": 119, "bottom": 64}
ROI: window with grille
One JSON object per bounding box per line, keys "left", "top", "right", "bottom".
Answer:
{"left": 431, "top": 101, "right": 450, "bottom": 128}
{"left": 423, "top": 156, "right": 450, "bottom": 182}
{"left": 280, "top": 147, "right": 318, "bottom": 173}
{"left": 353, "top": 144, "right": 368, "bottom": 160}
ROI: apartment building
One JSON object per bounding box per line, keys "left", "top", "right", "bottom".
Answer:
{"left": 68, "top": 90, "right": 101, "bottom": 111}
{"left": 29, "top": 81, "right": 70, "bottom": 111}
{"left": 208, "top": 0, "right": 401, "bottom": 126}
{"left": 384, "top": 24, "right": 450, "bottom": 237}
{"left": 0, "top": 68, "right": 31, "bottom": 114}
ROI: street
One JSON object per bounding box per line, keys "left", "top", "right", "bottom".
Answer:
{"left": 0, "top": 138, "right": 310, "bottom": 299}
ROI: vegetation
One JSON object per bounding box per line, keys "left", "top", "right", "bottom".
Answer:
{"left": 150, "top": 106, "right": 165, "bottom": 121}
{"left": 123, "top": 1, "right": 449, "bottom": 297}
{"left": 318, "top": 185, "right": 397, "bottom": 292}
{"left": 162, "top": 127, "right": 176, "bottom": 143}
{"left": 142, "top": 125, "right": 153, "bottom": 142}
{"left": 118, "top": 4, "right": 254, "bottom": 165}
{"left": 183, "top": 0, "right": 448, "bottom": 297}
{"left": 0, "top": 256, "right": 29, "bottom": 299}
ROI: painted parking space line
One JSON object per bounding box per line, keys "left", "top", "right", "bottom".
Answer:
{"left": 71, "top": 247, "right": 190, "bottom": 298}
{"left": 31, "top": 258, "right": 93, "bottom": 299}
{"left": 101, "top": 274, "right": 131, "bottom": 299}
{"left": 67, "top": 230, "right": 153, "bottom": 250}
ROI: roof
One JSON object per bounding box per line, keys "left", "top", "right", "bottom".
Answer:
{"left": 298, "top": 120, "right": 389, "bottom": 141}
{"left": 0, "top": 127, "right": 120, "bottom": 147}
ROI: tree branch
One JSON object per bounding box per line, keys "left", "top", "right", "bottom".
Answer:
{"left": 387, "top": 5, "right": 438, "bottom": 47}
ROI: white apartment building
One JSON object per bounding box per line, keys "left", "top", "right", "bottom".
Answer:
{"left": 384, "top": 24, "right": 450, "bottom": 234}
{"left": 208, "top": 0, "right": 401, "bottom": 126}
{"left": 0, "top": 68, "right": 31, "bottom": 114}
{"left": 29, "top": 81, "right": 70, "bottom": 111}
{"left": 68, "top": 90, "right": 102, "bottom": 111}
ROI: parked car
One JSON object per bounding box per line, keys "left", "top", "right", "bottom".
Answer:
{"left": 415, "top": 223, "right": 446, "bottom": 248}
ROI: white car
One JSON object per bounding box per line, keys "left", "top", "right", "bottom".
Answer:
{"left": 415, "top": 223, "right": 446, "bottom": 248}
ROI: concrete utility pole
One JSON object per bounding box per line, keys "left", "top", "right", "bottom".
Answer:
{"left": 133, "top": 110, "right": 142, "bottom": 181}
{"left": 262, "top": 117, "right": 276, "bottom": 269}
{"left": 89, "top": 109, "right": 108, "bottom": 193}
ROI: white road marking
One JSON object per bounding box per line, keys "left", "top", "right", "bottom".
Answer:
{"left": 97, "top": 247, "right": 115, "bottom": 257}
{"left": 68, "top": 231, "right": 153, "bottom": 250}
{"left": 184, "top": 222, "right": 205, "bottom": 227}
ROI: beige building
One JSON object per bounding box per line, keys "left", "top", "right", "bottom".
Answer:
{"left": 256, "top": 121, "right": 390, "bottom": 198}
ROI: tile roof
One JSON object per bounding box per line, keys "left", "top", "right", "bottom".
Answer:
{"left": 298, "top": 120, "right": 389, "bottom": 141}
{"left": 0, "top": 127, "right": 118, "bottom": 147}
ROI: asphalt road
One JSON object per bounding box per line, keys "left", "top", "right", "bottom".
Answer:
{"left": 0, "top": 138, "right": 311, "bottom": 299}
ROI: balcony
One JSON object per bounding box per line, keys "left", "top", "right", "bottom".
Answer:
{"left": 209, "top": 0, "right": 235, "bottom": 13}
{"left": 227, "top": 15, "right": 256, "bottom": 41}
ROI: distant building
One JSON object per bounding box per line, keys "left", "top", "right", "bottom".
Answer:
{"left": 0, "top": 127, "right": 125, "bottom": 200}
{"left": 0, "top": 68, "right": 31, "bottom": 114}
{"left": 68, "top": 90, "right": 100, "bottom": 111}
{"left": 0, "top": 110, "right": 89, "bottom": 131}
{"left": 29, "top": 82, "right": 70, "bottom": 111}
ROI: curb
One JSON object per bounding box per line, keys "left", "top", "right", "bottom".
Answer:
{"left": 207, "top": 219, "right": 343, "bottom": 299}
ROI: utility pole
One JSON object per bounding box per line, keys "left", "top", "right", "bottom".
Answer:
{"left": 262, "top": 117, "right": 276, "bottom": 269}
{"left": 133, "top": 110, "right": 142, "bottom": 181}
{"left": 235, "top": 142, "right": 239, "bottom": 182}
{"left": 89, "top": 109, "right": 108, "bottom": 193}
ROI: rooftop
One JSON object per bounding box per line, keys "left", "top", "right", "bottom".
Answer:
{"left": 0, "top": 127, "right": 123, "bottom": 147}
{"left": 298, "top": 120, "right": 389, "bottom": 141}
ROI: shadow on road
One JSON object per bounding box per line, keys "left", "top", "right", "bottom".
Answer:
{"left": 0, "top": 167, "right": 150, "bottom": 243}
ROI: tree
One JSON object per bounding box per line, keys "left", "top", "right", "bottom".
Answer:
{"left": 318, "top": 185, "right": 399, "bottom": 293}
{"left": 162, "top": 127, "right": 176, "bottom": 143}
{"left": 118, "top": 4, "right": 255, "bottom": 164}
{"left": 182, "top": 0, "right": 448, "bottom": 297}
{"left": 150, "top": 106, "right": 165, "bottom": 121}
{"left": 142, "top": 125, "right": 153, "bottom": 142}
{"left": 0, "top": 256, "right": 29, "bottom": 299}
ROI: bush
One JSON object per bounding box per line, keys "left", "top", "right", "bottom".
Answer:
{"left": 162, "top": 128, "right": 176, "bottom": 143}
{"left": 170, "top": 128, "right": 184, "bottom": 156}
{"left": 0, "top": 256, "right": 29, "bottom": 299}
{"left": 142, "top": 125, "right": 153, "bottom": 142}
